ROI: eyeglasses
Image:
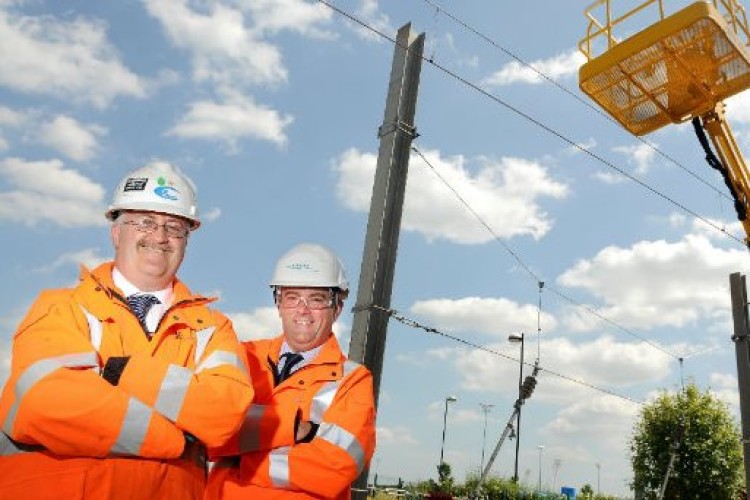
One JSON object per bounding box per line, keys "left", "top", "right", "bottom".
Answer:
{"left": 278, "top": 292, "right": 334, "bottom": 310}
{"left": 121, "top": 217, "right": 190, "bottom": 238}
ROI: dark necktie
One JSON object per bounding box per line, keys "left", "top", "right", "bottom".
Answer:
{"left": 276, "top": 352, "right": 304, "bottom": 384}
{"left": 127, "top": 294, "right": 160, "bottom": 332}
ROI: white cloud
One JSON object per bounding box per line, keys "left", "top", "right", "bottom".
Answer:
{"left": 0, "top": 7, "right": 145, "bottom": 108}
{"left": 541, "top": 393, "right": 639, "bottom": 461}
{"left": 557, "top": 233, "right": 748, "bottom": 331}
{"left": 202, "top": 207, "right": 222, "bottom": 223}
{"left": 334, "top": 147, "right": 568, "bottom": 244}
{"left": 726, "top": 91, "right": 750, "bottom": 123}
{"left": 0, "top": 105, "right": 27, "bottom": 127}
{"left": 33, "top": 247, "right": 110, "bottom": 273}
{"left": 241, "top": 0, "right": 334, "bottom": 37}
{"left": 0, "top": 157, "right": 106, "bottom": 227}
{"left": 450, "top": 336, "right": 671, "bottom": 400}
{"left": 376, "top": 425, "right": 418, "bottom": 445}
{"left": 612, "top": 142, "right": 658, "bottom": 175}
{"left": 411, "top": 297, "right": 557, "bottom": 338}
{"left": 144, "top": 0, "right": 287, "bottom": 88}
{"left": 229, "top": 307, "right": 281, "bottom": 342}
{"left": 481, "top": 49, "right": 586, "bottom": 86}
{"left": 38, "top": 115, "right": 106, "bottom": 161}
{"left": 167, "top": 93, "right": 292, "bottom": 149}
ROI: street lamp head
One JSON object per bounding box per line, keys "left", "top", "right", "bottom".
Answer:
{"left": 446, "top": 395, "right": 457, "bottom": 403}
{"left": 508, "top": 333, "right": 524, "bottom": 343}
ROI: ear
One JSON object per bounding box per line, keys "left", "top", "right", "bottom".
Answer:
{"left": 111, "top": 223, "right": 121, "bottom": 248}
{"left": 332, "top": 302, "right": 343, "bottom": 322}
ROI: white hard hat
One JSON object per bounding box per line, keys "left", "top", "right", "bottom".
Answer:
{"left": 105, "top": 161, "right": 200, "bottom": 229}
{"left": 270, "top": 243, "right": 349, "bottom": 293}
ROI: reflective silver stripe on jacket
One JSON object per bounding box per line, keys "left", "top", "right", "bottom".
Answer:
{"left": 269, "top": 446, "right": 292, "bottom": 488}
{"left": 110, "top": 396, "right": 152, "bottom": 455}
{"left": 193, "top": 327, "right": 215, "bottom": 365}
{"left": 0, "top": 432, "right": 43, "bottom": 456}
{"left": 81, "top": 307, "right": 103, "bottom": 353}
{"left": 266, "top": 359, "right": 363, "bottom": 484}
{"left": 196, "top": 350, "right": 246, "bottom": 377}
{"left": 309, "top": 360, "right": 361, "bottom": 423}
{"left": 3, "top": 352, "right": 99, "bottom": 434}
{"left": 318, "top": 422, "right": 366, "bottom": 473}
{"left": 237, "top": 404, "right": 266, "bottom": 453}
{"left": 155, "top": 364, "right": 193, "bottom": 422}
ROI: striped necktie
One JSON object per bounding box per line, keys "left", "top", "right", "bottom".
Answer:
{"left": 127, "top": 294, "right": 160, "bottom": 333}
{"left": 276, "top": 352, "right": 304, "bottom": 384}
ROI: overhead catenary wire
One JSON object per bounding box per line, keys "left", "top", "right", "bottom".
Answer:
{"left": 314, "top": 0, "right": 747, "bottom": 249}
{"left": 319, "top": 0, "right": 725, "bottom": 368}
{"left": 368, "top": 303, "right": 643, "bottom": 405}
{"left": 419, "top": 0, "right": 734, "bottom": 205}
{"left": 411, "top": 144, "right": 681, "bottom": 360}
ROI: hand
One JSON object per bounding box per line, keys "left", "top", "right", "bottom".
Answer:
{"left": 296, "top": 420, "right": 313, "bottom": 442}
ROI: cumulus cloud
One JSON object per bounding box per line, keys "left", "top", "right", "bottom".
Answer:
{"left": 167, "top": 93, "right": 292, "bottom": 149}
{"left": 144, "top": 0, "right": 287, "bottom": 88}
{"left": 0, "top": 157, "right": 107, "bottom": 227}
{"left": 449, "top": 336, "right": 672, "bottom": 401}
{"left": 557, "top": 233, "right": 748, "bottom": 331}
{"left": 0, "top": 7, "right": 145, "bottom": 107}
{"left": 37, "top": 115, "right": 106, "bottom": 161}
{"left": 32, "top": 247, "right": 110, "bottom": 273}
{"left": 241, "top": 0, "right": 333, "bottom": 37}
{"left": 334, "top": 147, "right": 568, "bottom": 244}
{"left": 612, "top": 142, "right": 658, "bottom": 175}
{"left": 481, "top": 49, "right": 586, "bottom": 86}
{"left": 411, "top": 297, "right": 557, "bottom": 337}
{"left": 726, "top": 91, "right": 750, "bottom": 123}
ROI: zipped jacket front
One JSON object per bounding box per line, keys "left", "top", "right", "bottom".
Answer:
{"left": 0, "top": 262, "right": 253, "bottom": 499}
{"left": 206, "top": 334, "right": 376, "bottom": 500}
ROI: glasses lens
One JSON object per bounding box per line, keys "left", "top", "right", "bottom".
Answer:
{"left": 125, "top": 218, "right": 188, "bottom": 238}
{"left": 280, "top": 293, "right": 331, "bottom": 310}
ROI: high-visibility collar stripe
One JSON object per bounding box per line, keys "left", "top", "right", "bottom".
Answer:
{"left": 155, "top": 364, "right": 192, "bottom": 422}
{"left": 318, "top": 422, "right": 366, "bottom": 473}
{"left": 111, "top": 397, "right": 151, "bottom": 455}
{"left": 3, "top": 352, "right": 99, "bottom": 434}
{"left": 269, "top": 446, "right": 292, "bottom": 488}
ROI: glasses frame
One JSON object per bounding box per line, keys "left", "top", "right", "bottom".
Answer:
{"left": 121, "top": 216, "right": 190, "bottom": 239}
{"left": 277, "top": 291, "right": 335, "bottom": 310}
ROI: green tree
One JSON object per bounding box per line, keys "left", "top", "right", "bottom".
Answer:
{"left": 580, "top": 483, "right": 594, "bottom": 497}
{"left": 629, "top": 382, "right": 743, "bottom": 498}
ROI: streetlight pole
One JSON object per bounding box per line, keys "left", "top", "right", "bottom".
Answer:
{"left": 509, "top": 333, "right": 525, "bottom": 482}
{"left": 479, "top": 403, "right": 494, "bottom": 472}
{"left": 440, "top": 396, "right": 458, "bottom": 466}
{"left": 596, "top": 462, "right": 601, "bottom": 495}
{"left": 537, "top": 445, "right": 544, "bottom": 493}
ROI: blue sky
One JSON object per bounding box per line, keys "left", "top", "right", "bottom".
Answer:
{"left": 2, "top": 0, "right": 750, "bottom": 496}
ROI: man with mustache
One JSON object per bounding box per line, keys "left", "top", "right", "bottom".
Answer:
{"left": 205, "top": 243, "right": 376, "bottom": 500}
{"left": 0, "top": 161, "right": 253, "bottom": 499}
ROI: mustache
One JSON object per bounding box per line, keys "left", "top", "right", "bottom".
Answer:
{"left": 138, "top": 240, "right": 173, "bottom": 253}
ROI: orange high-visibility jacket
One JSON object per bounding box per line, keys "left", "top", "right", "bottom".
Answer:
{"left": 0, "top": 263, "right": 254, "bottom": 500}
{"left": 206, "top": 334, "right": 376, "bottom": 500}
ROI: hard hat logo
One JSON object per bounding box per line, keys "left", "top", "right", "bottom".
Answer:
{"left": 270, "top": 243, "right": 349, "bottom": 292}
{"left": 106, "top": 161, "right": 201, "bottom": 230}
{"left": 154, "top": 186, "right": 180, "bottom": 201}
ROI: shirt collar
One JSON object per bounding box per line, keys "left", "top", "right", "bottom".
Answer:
{"left": 112, "top": 267, "right": 173, "bottom": 306}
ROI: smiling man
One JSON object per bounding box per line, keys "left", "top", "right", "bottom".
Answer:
{"left": 206, "top": 243, "right": 376, "bottom": 500}
{"left": 0, "top": 161, "right": 253, "bottom": 499}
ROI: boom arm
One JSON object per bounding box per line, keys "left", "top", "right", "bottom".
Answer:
{"left": 698, "top": 102, "right": 750, "bottom": 249}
